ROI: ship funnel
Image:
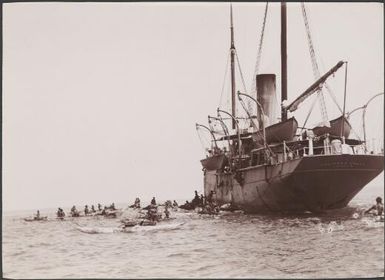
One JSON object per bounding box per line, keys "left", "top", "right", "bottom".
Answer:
{"left": 256, "top": 74, "right": 277, "bottom": 127}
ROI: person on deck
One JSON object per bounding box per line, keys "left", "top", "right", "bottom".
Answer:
{"left": 35, "top": 210, "right": 40, "bottom": 219}
{"left": 365, "top": 197, "right": 384, "bottom": 216}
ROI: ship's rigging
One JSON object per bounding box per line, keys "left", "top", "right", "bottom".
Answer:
{"left": 196, "top": 2, "right": 384, "bottom": 214}
{"left": 217, "top": 3, "right": 348, "bottom": 135}
{"left": 198, "top": 2, "right": 375, "bottom": 153}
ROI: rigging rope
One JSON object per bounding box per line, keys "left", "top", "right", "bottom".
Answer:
{"left": 196, "top": 127, "right": 210, "bottom": 152}
{"left": 235, "top": 50, "right": 248, "bottom": 95}
{"left": 301, "top": 2, "right": 329, "bottom": 123}
{"left": 248, "top": 2, "right": 269, "bottom": 116}
{"left": 235, "top": 49, "right": 250, "bottom": 128}
{"left": 301, "top": 3, "right": 344, "bottom": 118}
{"left": 250, "top": 2, "right": 269, "bottom": 94}
{"left": 301, "top": 92, "right": 320, "bottom": 132}
{"left": 218, "top": 50, "right": 231, "bottom": 109}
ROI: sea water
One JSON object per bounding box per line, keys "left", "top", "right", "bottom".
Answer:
{"left": 3, "top": 184, "right": 384, "bottom": 279}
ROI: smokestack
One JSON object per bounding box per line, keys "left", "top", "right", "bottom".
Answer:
{"left": 256, "top": 74, "right": 277, "bottom": 128}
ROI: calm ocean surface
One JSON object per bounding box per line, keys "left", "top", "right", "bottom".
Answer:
{"left": 3, "top": 183, "right": 384, "bottom": 279}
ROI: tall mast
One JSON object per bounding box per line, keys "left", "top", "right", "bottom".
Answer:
{"left": 281, "top": 2, "right": 288, "bottom": 122}
{"left": 230, "top": 4, "right": 236, "bottom": 129}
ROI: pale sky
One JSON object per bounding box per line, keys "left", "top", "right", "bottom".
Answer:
{"left": 3, "top": 2, "right": 384, "bottom": 211}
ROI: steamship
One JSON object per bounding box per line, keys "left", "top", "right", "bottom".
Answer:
{"left": 196, "top": 3, "right": 384, "bottom": 213}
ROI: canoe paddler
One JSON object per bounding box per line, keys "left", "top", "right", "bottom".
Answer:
{"left": 151, "top": 197, "right": 156, "bottom": 205}
{"left": 35, "top": 210, "right": 40, "bottom": 220}
{"left": 164, "top": 205, "right": 170, "bottom": 219}
{"left": 365, "top": 197, "right": 384, "bottom": 216}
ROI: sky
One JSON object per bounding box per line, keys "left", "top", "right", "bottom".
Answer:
{"left": 3, "top": 2, "right": 384, "bottom": 212}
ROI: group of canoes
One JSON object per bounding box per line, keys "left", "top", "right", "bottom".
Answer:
{"left": 25, "top": 203, "right": 121, "bottom": 222}
{"left": 63, "top": 203, "right": 120, "bottom": 218}
{"left": 24, "top": 191, "right": 223, "bottom": 223}
{"left": 121, "top": 197, "right": 178, "bottom": 227}
{"left": 179, "top": 190, "right": 221, "bottom": 214}
{"left": 25, "top": 194, "right": 384, "bottom": 224}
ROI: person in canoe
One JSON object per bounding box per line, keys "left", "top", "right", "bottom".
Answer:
{"left": 98, "top": 203, "right": 102, "bottom": 211}
{"left": 84, "top": 205, "right": 89, "bottom": 215}
{"left": 172, "top": 200, "right": 178, "bottom": 208}
{"left": 70, "top": 206, "right": 80, "bottom": 217}
{"left": 164, "top": 204, "right": 171, "bottom": 219}
{"left": 129, "top": 198, "right": 140, "bottom": 208}
{"left": 207, "top": 190, "right": 215, "bottom": 204}
{"left": 179, "top": 200, "right": 191, "bottom": 210}
{"left": 200, "top": 194, "right": 205, "bottom": 207}
{"left": 191, "top": 190, "right": 200, "bottom": 207}
{"left": 35, "top": 210, "right": 41, "bottom": 220}
{"left": 147, "top": 205, "right": 160, "bottom": 222}
{"left": 134, "top": 197, "right": 141, "bottom": 208}
{"left": 109, "top": 203, "right": 116, "bottom": 210}
{"left": 57, "top": 208, "right": 65, "bottom": 218}
{"left": 151, "top": 197, "right": 157, "bottom": 206}
{"left": 101, "top": 206, "right": 107, "bottom": 216}
{"left": 165, "top": 200, "right": 172, "bottom": 208}
{"left": 365, "top": 197, "right": 384, "bottom": 216}
{"left": 91, "top": 205, "right": 96, "bottom": 213}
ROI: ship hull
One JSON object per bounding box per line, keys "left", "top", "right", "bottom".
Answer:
{"left": 203, "top": 154, "right": 384, "bottom": 213}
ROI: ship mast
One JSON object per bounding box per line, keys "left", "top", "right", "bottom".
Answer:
{"left": 230, "top": 4, "right": 236, "bottom": 129}
{"left": 281, "top": 2, "right": 288, "bottom": 122}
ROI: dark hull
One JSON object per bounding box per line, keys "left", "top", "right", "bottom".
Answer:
{"left": 313, "top": 115, "right": 351, "bottom": 138}
{"left": 203, "top": 154, "right": 384, "bottom": 213}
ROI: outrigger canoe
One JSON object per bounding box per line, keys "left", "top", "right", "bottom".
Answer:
{"left": 24, "top": 216, "right": 48, "bottom": 222}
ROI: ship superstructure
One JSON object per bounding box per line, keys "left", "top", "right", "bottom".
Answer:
{"left": 196, "top": 2, "right": 384, "bottom": 213}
